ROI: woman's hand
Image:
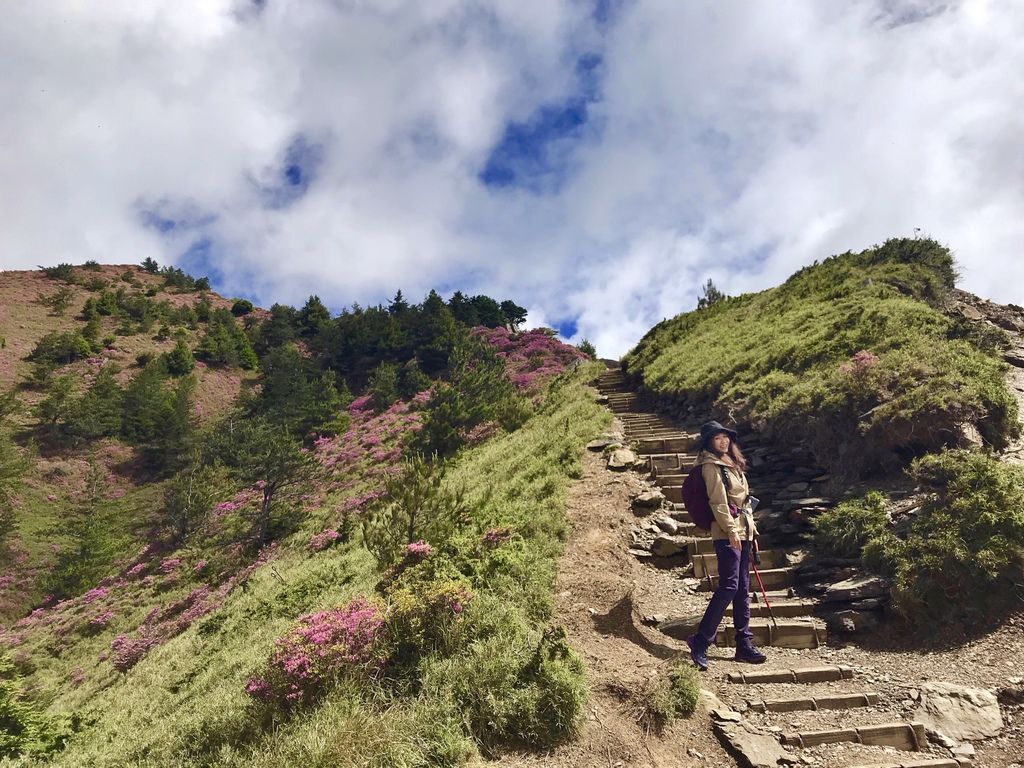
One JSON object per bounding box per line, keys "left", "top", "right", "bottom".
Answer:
{"left": 728, "top": 533, "right": 741, "bottom": 551}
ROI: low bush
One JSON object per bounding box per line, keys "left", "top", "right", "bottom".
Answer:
{"left": 642, "top": 657, "right": 701, "bottom": 729}
{"left": 812, "top": 491, "right": 889, "bottom": 559}
{"left": 0, "top": 652, "right": 71, "bottom": 758}
{"left": 245, "top": 597, "right": 385, "bottom": 710}
{"left": 814, "top": 450, "right": 1024, "bottom": 625}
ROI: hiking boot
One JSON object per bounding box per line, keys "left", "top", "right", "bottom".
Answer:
{"left": 734, "top": 641, "right": 767, "bottom": 664}
{"left": 686, "top": 635, "right": 709, "bottom": 672}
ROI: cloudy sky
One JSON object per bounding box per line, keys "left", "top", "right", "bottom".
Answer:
{"left": 2, "top": 0, "right": 1022, "bottom": 356}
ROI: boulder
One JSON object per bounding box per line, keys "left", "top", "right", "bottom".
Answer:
{"left": 650, "top": 535, "right": 686, "bottom": 558}
{"left": 915, "top": 682, "right": 1004, "bottom": 741}
{"left": 587, "top": 438, "right": 620, "bottom": 451}
{"left": 823, "top": 576, "right": 889, "bottom": 603}
{"left": 824, "top": 609, "right": 880, "bottom": 635}
{"left": 654, "top": 516, "right": 679, "bottom": 534}
{"left": 607, "top": 448, "right": 639, "bottom": 470}
{"left": 631, "top": 489, "right": 665, "bottom": 512}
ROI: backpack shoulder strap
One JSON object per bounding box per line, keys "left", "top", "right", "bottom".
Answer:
{"left": 719, "top": 465, "right": 731, "bottom": 491}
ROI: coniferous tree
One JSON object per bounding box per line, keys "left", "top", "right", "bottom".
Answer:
{"left": 213, "top": 414, "right": 319, "bottom": 547}
{"left": 70, "top": 366, "right": 124, "bottom": 439}
{"left": 164, "top": 338, "right": 195, "bottom": 376}
{"left": 500, "top": 299, "right": 528, "bottom": 331}
{"left": 297, "top": 295, "right": 331, "bottom": 338}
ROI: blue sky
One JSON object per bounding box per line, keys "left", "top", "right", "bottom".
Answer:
{"left": 2, "top": 0, "right": 1023, "bottom": 356}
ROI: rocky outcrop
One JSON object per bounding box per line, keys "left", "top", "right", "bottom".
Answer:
{"left": 914, "top": 682, "right": 1004, "bottom": 742}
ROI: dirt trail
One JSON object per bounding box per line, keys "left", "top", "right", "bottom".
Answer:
{"left": 487, "top": 433, "right": 729, "bottom": 768}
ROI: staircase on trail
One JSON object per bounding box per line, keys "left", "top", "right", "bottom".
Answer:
{"left": 593, "top": 366, "right": 959, "bottom": 768}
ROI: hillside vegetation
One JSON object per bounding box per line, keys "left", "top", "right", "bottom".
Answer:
{"left": 0, "top": 261, "right": 607, "bottom": 765}
{"left": 625, "top": 238, "right": 1024, "bottom": 625}
{"left": 624, "top": 238, "right": 1018, "bottom": 475}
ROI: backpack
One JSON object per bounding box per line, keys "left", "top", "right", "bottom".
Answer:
{"left": 681, "top": 463, "right": 731, "bottom": 531}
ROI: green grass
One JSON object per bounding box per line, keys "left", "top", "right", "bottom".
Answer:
{"left": 5, "top": 362, "right": 610, "bottom": 766}
{"left": 642, "top": 657, "right": 700, "bottom": 730}
{"left": 623, "top": 238, "right": 1019, "bottom": 476}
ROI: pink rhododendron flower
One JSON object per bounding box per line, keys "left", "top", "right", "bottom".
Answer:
{"left": 405, "top": 540, "right": 432, "bottom": 559}
{"left": 308, "top": 529, "right": 340, "bottom": 552}
{"left": 82, "top": 587, "right": 109, "bottom": 604}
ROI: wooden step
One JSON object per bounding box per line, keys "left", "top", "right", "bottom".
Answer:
{"left": 659, "top": 618, "right": 825, "bottom": 649}
{"left": 693, "top": 549, "right": 787, "bottom": 578}
{"left": 715, "top": 620, "right": 825, "bottom": 649}
{"left": 702, "top": 567, "right": 795, "bottom": 591}
{"left": 686, "top": 538, "right": 716, "bottom": 556}
{"left": 662, "top": 485, "right": 684, "bottom": 504}
{"left": 727, "top": 666, "right": 855, "bottom": 684}
{"left": 747, "top": 691, "right": 880, "bottom": 713}
{"left": 727, "top": 598, "right": 816, "bottom": 619}
{"left": 636, "top": 437, "right": 694, "bottom": 455}
{"left": 846, "top": 760, "right": 960, "bottom": 768}
{"left": 781, "top": 721, "right": 926, "bottom": 751}
{"left": 653, "top": 472, "right": 685, "bottom": 486}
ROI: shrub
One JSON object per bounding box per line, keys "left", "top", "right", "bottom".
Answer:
{"left": 38, "top": 263, "right": 76, "bottom": 282}
{"left": 361, "top": 455, "right": 467, "bottom": 567}
{"left": 0, "top": 652, "right": 69, "bottom": 758}
{"left": 812, "top": 491, "right": 889, "bottom": 559}
{"left": 82, "top": 260, "right": 102, "bottom": 271}
{"left": 422, "top": 608, "right": 585, "bottom": 750}
{"left": 245, "top": 597, "right": 384, "bottom": 709}
{"left": 231, "top": 299, "right": 254, "bottom": 316}
{"left": 887, "top": 451, "right": 1024, "bottom": 624}
{"left": 28, "top": 330, "right": 92, "bottom": 369}
{"left": 643, "top": 657, "right": 701, "bottom": 728}
{"left": 367, "top": 361, "right": 399, "bottom": 412}
{"left": 164, "top": 339, "right": 194, "bottom": 376}
{"left": 576, "top": 339, "right": 596, "bottom": 359}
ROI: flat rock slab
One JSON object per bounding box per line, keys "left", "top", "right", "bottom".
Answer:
{"left": 606, "top": 447, "right": 639, "bottom": 470}
{"left": 914, "top": 681, "right": 1004, "bottom": 741}
{"left": 823, "top": 575, "right": 889, "bottom": 602}
{"left": 713, "top": 720, "right": 793, "bottom": 768}
{"left": 728, "top": 666, "right": 855, "bottom": 684}
{"left": 781, "top": 721, "right": 926, "bottom": 751}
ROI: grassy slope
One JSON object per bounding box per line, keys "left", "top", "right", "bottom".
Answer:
{"left": 7, "top": 363, "right": 609, "bottom": 767}
{"left": 0, "top": 266, "right": 257, "bottom": 620}
{"left": 623, "top": 238, "right": 1018, "bottom": 474}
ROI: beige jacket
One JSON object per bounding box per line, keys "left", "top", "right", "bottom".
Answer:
{"left": 697, "top": 450, "right": 756, "bottom": 541}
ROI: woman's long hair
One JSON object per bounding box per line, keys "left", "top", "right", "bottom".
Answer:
{"left": 708, "top": 436, "right": 747, "bottom": 473}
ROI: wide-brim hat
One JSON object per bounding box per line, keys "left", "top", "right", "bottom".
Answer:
{"left": 696, "top": 420, "right": 738, "bottom": 451}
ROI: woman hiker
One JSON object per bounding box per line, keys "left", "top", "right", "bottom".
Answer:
{"left": 686, "top": 420, "right": 767, "bottom": 671}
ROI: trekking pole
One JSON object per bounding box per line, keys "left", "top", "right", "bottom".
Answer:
{"left": 750, "top": 539, "right": 779, "bottom": 629}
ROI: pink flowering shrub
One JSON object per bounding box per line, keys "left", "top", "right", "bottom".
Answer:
{"left": 82, "top": 587, "right": 109, "bottom": 604}
{"left": 110, "top": 633, "right": 157, "bottom": 672}
{"left": 245, "top": 597, "right": 384, "bottom": 708}
{"left": 840, "top": 349, "right": 880, "bottom": 377}
{"left": 308, "top": 529, "right": 340, "bottom": 552}
{"left": 483, "top": 527, "right": 513, "bottom": 547}
{"left": 86, "top": 610, "right": 115, "bottom": 633}
{"left": 405, "top": 540, "right": 432, "bottom": 559}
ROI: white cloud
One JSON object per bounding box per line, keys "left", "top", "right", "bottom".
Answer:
{"left": 2, "top": 0, "right": 1022, "bottom": 357}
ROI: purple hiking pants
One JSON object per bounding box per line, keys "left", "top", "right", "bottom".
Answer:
{"left": 694, "top": 539, "right": 753, "bottom": 647}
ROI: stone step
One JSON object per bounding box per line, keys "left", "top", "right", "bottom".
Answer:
{"left": 693, "top": 549, "right": 788, "bottom": 578}
{"left": 727, "top": 666, "right": 855, "bottom": 684}
{"left": 702, "top": 567, "right": 795, "bottom": 591}
{"left": 660, "top": 618, "right": 825, "bottom": 649}
{"left": 780, "top": 721, "right": 926, "bottom": 751}
{"left": 747, "top": 691, "right": 880, "bottom": 713}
